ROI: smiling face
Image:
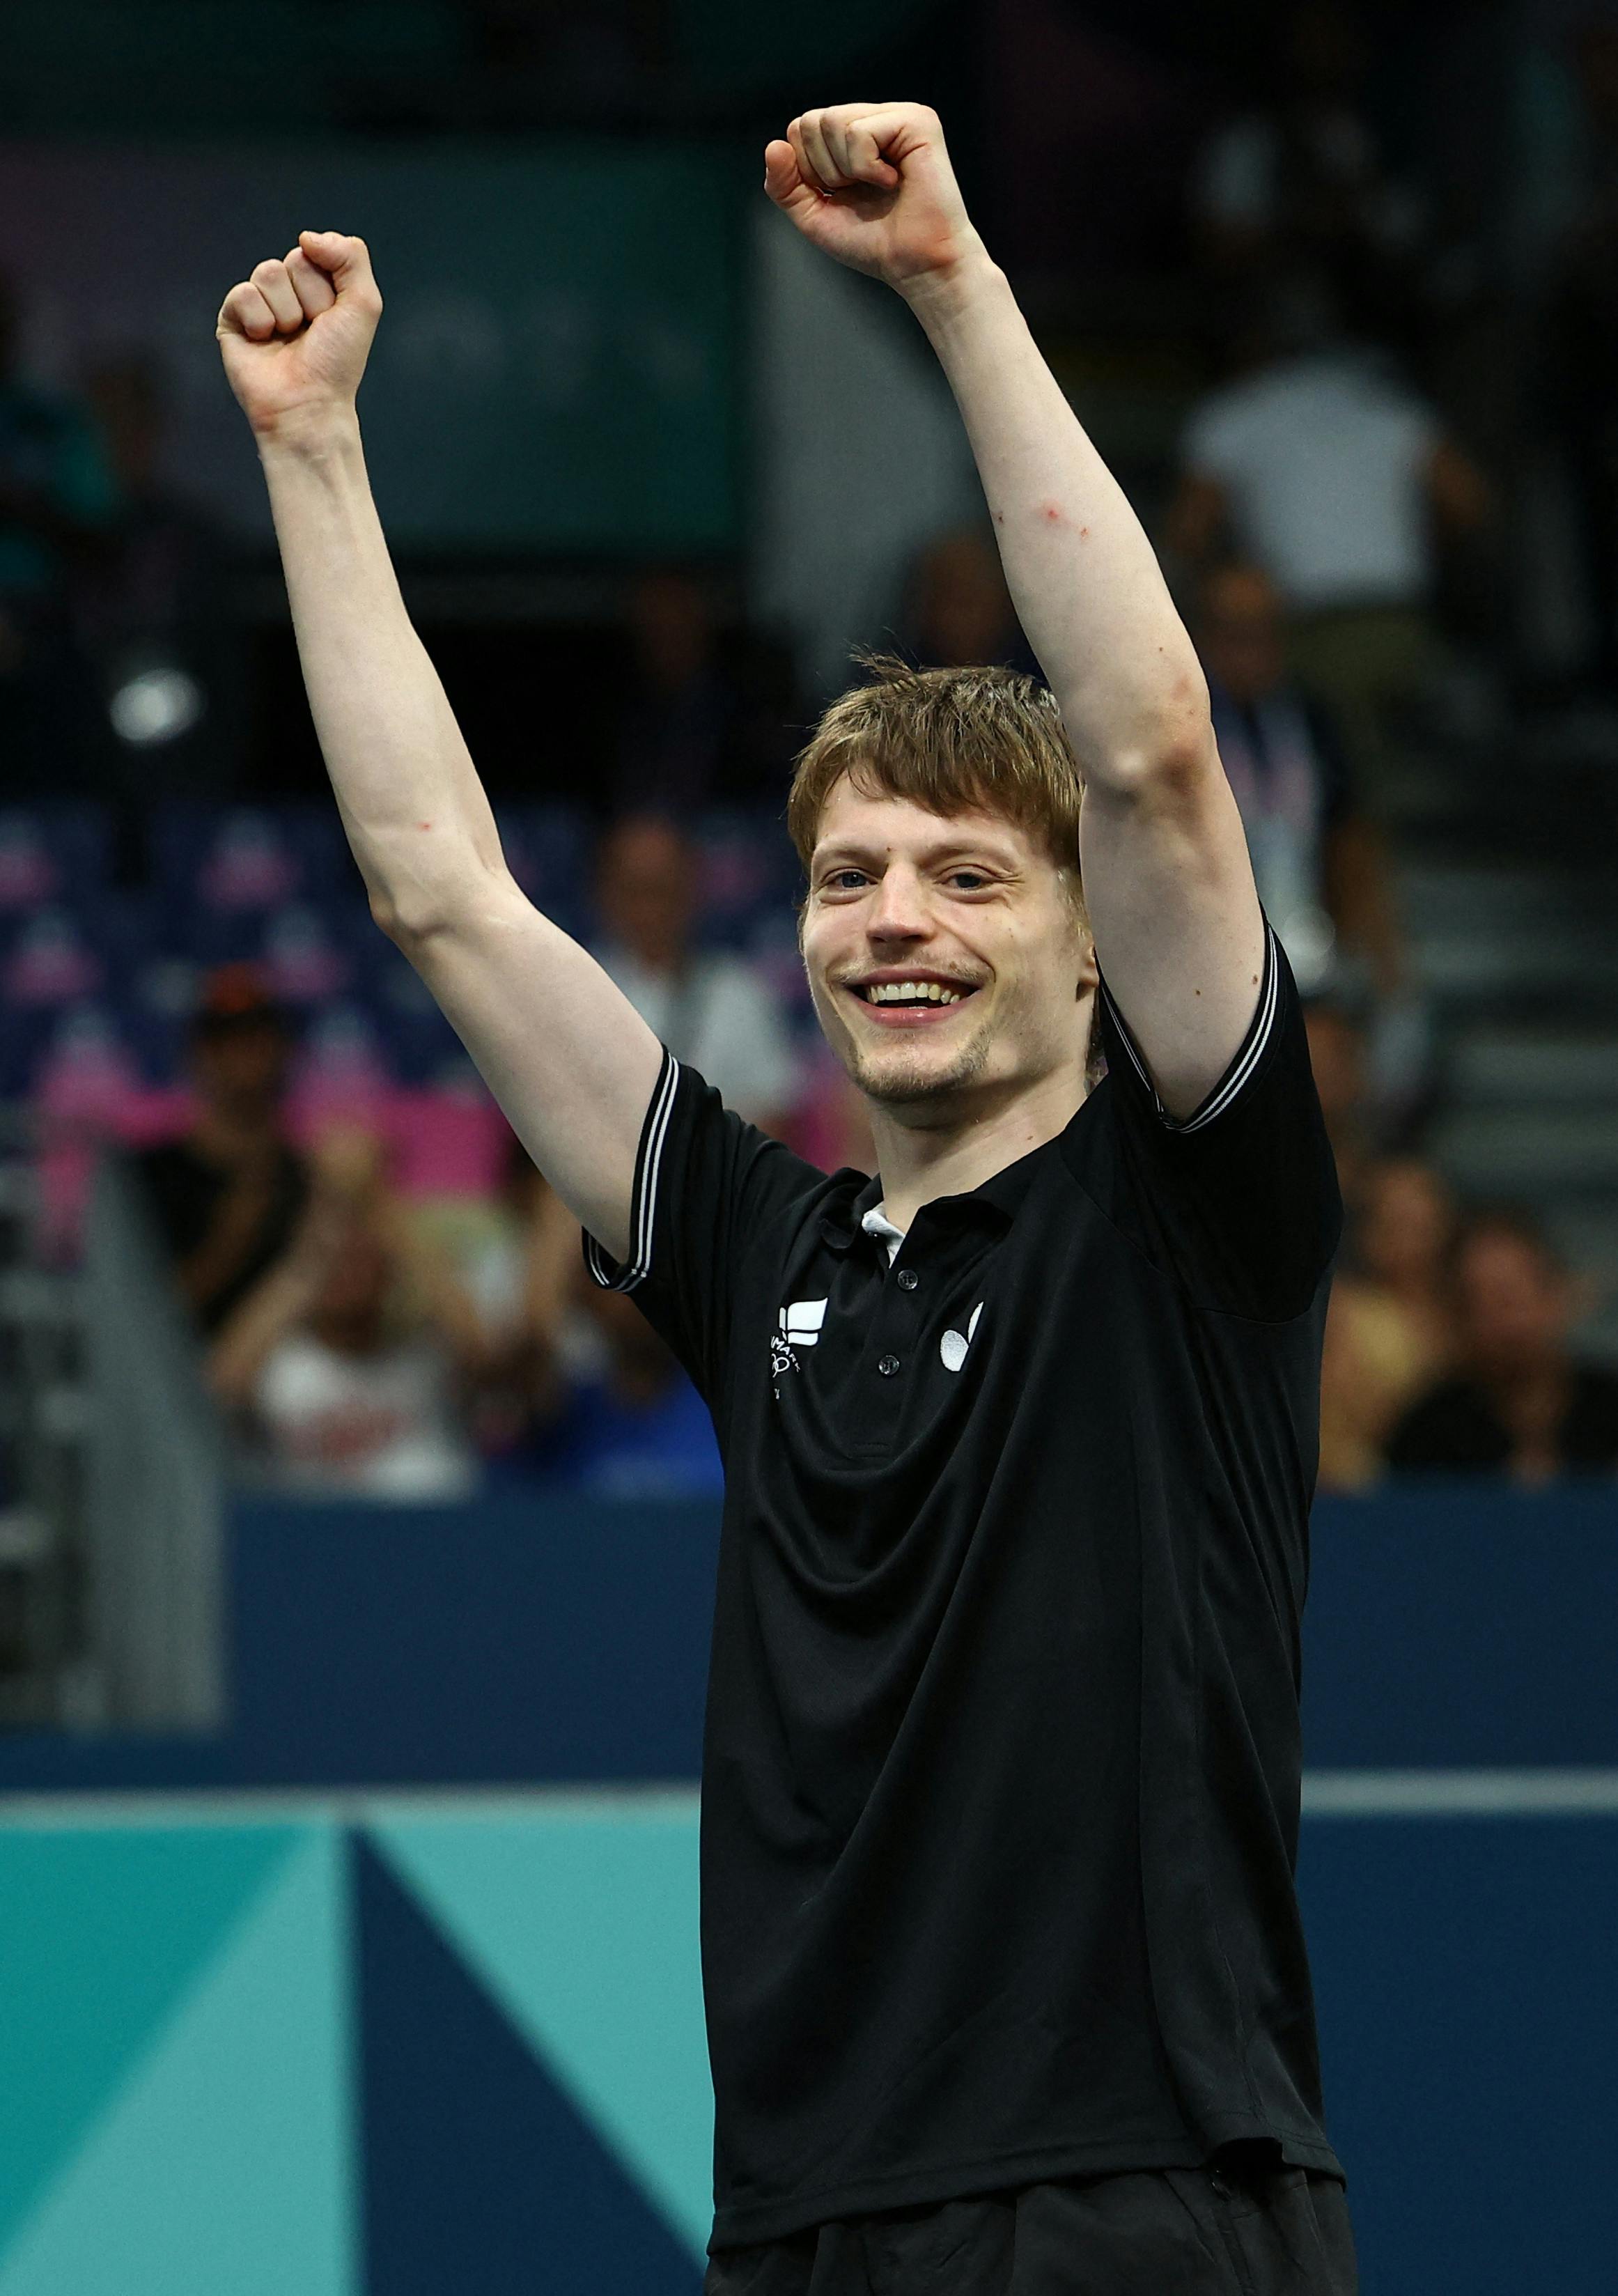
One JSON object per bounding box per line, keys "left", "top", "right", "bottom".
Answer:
{"left": 800, "top": 771, "right": 1097, "bottom": 1124}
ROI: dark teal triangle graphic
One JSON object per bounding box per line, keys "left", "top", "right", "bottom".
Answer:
{"left": 351, "top": 1837, "right": 703, "bottom": 2296}
{"left": 0, "top": 1829, "right": 354, "bottom": 2296}
{"left": 0, "top": 1826, "right": 299, "bottom": 2256}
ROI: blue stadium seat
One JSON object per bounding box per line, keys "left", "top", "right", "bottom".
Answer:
{"left": 150, "top": 803, "right": 355, "bottom": 917}
{"left": 495, "top": 803, "right": 593, "bottom": 943}
{"left": 691, "top": 806, "right": 800, "bottom": 954}
{"left": 0, "top": 805, "right": 111, "bottom": 914}
{"left": 0, "top": 908, "right": 107, "bottom": 1007}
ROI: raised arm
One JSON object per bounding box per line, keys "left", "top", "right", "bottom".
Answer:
{"left": 766, "top": 107, "right": 1264, "bottom": 1115}
{"left": 215, "top": 233, "right": 662, "bottom": 1257}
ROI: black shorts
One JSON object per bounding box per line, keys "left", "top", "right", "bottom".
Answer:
{"left": 704, "top": 2155, "right": 1358, "bottom": 2296}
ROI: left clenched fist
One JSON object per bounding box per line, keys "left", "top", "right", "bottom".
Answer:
{"left": 763, "top": 103, "right": 984, "bottom": 296}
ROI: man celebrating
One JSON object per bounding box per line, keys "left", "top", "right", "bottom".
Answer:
{"left": 218, "top": 102, "right": 1353, "bottom": 2296}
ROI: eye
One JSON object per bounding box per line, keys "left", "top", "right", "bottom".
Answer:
{"left": 823, "top": 869, "right": 869, "bottom": 892}
{"left": 946, "top": 869, "right": 993, "bottom": 892}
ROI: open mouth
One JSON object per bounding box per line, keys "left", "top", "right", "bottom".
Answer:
{"left": 845, "top": 979, "right": 981, "bottom": 1026}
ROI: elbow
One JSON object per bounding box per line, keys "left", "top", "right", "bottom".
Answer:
{"left": 368, "top": 851, "right": 514, "bottom": 953}
{"left": 368, "top": 885, "right": 467, "bottom": 954}
{"left": 369, "top": 887, "right": 435, "bottom": 950}
{"left": 1091, "top": 698, "right": 1215, "bottom": 803}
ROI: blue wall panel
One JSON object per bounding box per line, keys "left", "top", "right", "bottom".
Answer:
{"left": 0, "top": 1486, "right": 1610, "bottom": 1792}
{"left": 1303, "top": 1487, "right": 1618, "bottom": 1767}
{"left": 1301, "top": 1816, "right": 1618, "bottom": 2296}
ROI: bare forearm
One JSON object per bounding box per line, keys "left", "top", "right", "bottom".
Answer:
{"left": 904, "top": 258, "right": 1208, "bottom": 780}
{"left": 208, "top": 1262, "right": 319, "bottom": 1410}
{"left": 260, "top": 417, "right": 505, "bottom": 935}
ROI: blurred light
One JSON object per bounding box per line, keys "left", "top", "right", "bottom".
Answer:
{"left": 108, "top": 666, "right": 205, "bottom": 747}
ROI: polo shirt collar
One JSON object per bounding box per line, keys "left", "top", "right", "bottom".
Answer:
{"left": 818, "top": 1133, "right": 1054, "bottom": 1252}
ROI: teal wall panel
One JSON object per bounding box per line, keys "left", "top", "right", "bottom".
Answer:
{"left": 0, "top": 1826, "right": 298, "bottom": 2255}
{"left": 0, "top": 1829, "right": 358, "bottom": 2296}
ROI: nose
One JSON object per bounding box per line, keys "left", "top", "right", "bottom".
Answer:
{"left": 866, "top": 862, "right": 931, "bottom": 944}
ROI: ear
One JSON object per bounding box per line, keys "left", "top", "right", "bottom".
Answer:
{"left": 1073, "top": 920, "right": 1099, "bottom": 998}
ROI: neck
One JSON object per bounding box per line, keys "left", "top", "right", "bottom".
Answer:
{"left": 866, "top": 1058, "right": 1087, "bottom": 1230}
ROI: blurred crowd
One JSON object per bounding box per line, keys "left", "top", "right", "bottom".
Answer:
{"left": 130, "top": 955, "right": 1618, "bottom": 1502}
{"left": 3, "top": 0, "right": 1618, "bottom": 1495}
{"left": 1311, "top": 1003, "right": 1618, "bottom": 1487}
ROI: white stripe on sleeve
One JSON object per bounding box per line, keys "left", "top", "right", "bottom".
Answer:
{"left": 584, "top": 1051, "right": 680, "bottom": 1292}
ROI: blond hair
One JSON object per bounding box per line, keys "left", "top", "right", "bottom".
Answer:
{"left": 788, "top": 654, "right": 1085, "bottom": 912}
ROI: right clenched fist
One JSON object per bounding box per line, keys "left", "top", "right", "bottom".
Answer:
{"left": 216, "top": 231, "right": 381, "bottom": 440}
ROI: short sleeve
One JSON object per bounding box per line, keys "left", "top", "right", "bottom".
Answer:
{"left": 582, "top": 1049, "right": 830, "bottom": 1407}
{"left": 1086, "top": 925, "right": 1342, "bottom": 1320}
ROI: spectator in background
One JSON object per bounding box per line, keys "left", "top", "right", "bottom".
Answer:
{"left": 534, "top": 1282, "right": 722, "bottom": 1497}
{"left": 0, "top": 270, "right": 120, "bottom": 791}
{"left": 609, "top": 565, "right": 795, "bottom": 814}
{"left": 1353, "top": 1157, "right": 1461, "bottom": 1372}
{"left": 79, "top": 352, "right": 239, "bottom": 793}
{"left": 497, "top": 1193, "right": 723, "bottom": 1500}
{"left": 1303, "top": 998, "right": 1375, "bottom": 1210}
{"left": 1318, "top": 1156, "right": 1457, "bottom": 1487}
{"left": 456, "top": 1138, "right": 618, "bottom": 1451}
{"left": 132, "top": 966, "right": 308, "bottom": 1337}
{"left": 1386, "top": 1207, "right": 1618, "bottom": 1481}
{"left": 208, "top": 1130, "right": 488, "bottom": 1500}
{"left": 904, "top": 527, "right": 1029, "bottom": 672}
{"left": 1165, "top": 290, "right": 1491, "bottom": 814}
{"left": 593, "top": 812, "right": 798, "bottom": 1128}
{"left": 1195, "top": 560, "right": 1403, "bottom": 996}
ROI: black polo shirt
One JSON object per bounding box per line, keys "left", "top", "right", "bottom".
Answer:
{"left": 585, "top": 924, "right": 1344, "bottom": 2250}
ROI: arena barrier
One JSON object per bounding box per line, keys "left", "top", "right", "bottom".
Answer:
{"left": 0, "top": 1487, "right": 1610, "bottom": 2293}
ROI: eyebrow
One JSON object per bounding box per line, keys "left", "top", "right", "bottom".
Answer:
{"left": 812, "top": 837, "right": 1022, "bottom": 871}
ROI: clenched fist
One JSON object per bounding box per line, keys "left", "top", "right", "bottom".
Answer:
{"left": 216, "top": 231, "right": 382, "bottom": 441}
{"left": 763, "top": 103, "right": 983, "bottom": 297}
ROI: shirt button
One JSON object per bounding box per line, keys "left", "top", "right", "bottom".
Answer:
{"left": 896, "top": 1268, "right": 919, "bottom": 1292}
{"left": 877, "top": 1354, "right": 901, "bottom": 1377}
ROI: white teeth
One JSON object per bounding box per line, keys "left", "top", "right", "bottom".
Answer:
{"left": 863, "top": 981, "right": 966, "bottom": 1005}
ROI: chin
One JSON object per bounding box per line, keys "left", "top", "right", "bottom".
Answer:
{"left": 850, "top": 1033, "right": 992, "bottom": 1110}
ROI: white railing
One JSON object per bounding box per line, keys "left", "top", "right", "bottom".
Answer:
{"left": 83, "top": 1156, "right": 226, "bottom": 1729}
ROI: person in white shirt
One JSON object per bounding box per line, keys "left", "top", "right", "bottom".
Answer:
{"left": 1166, "top": 321, "right": 1489, "bottom": 813}
{"left": 208, "top": 1130, "right": 490, "bottom": 1501}
{"left": 593, "top": 812, "right": 799, "bottom": 1128}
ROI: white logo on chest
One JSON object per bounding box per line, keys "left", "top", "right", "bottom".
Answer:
{"left": 779, "top": 1298, "right": 827, "bottom": 1347}
{"left": 940, "top": 1302, "right": 983, "bottom": 1372}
